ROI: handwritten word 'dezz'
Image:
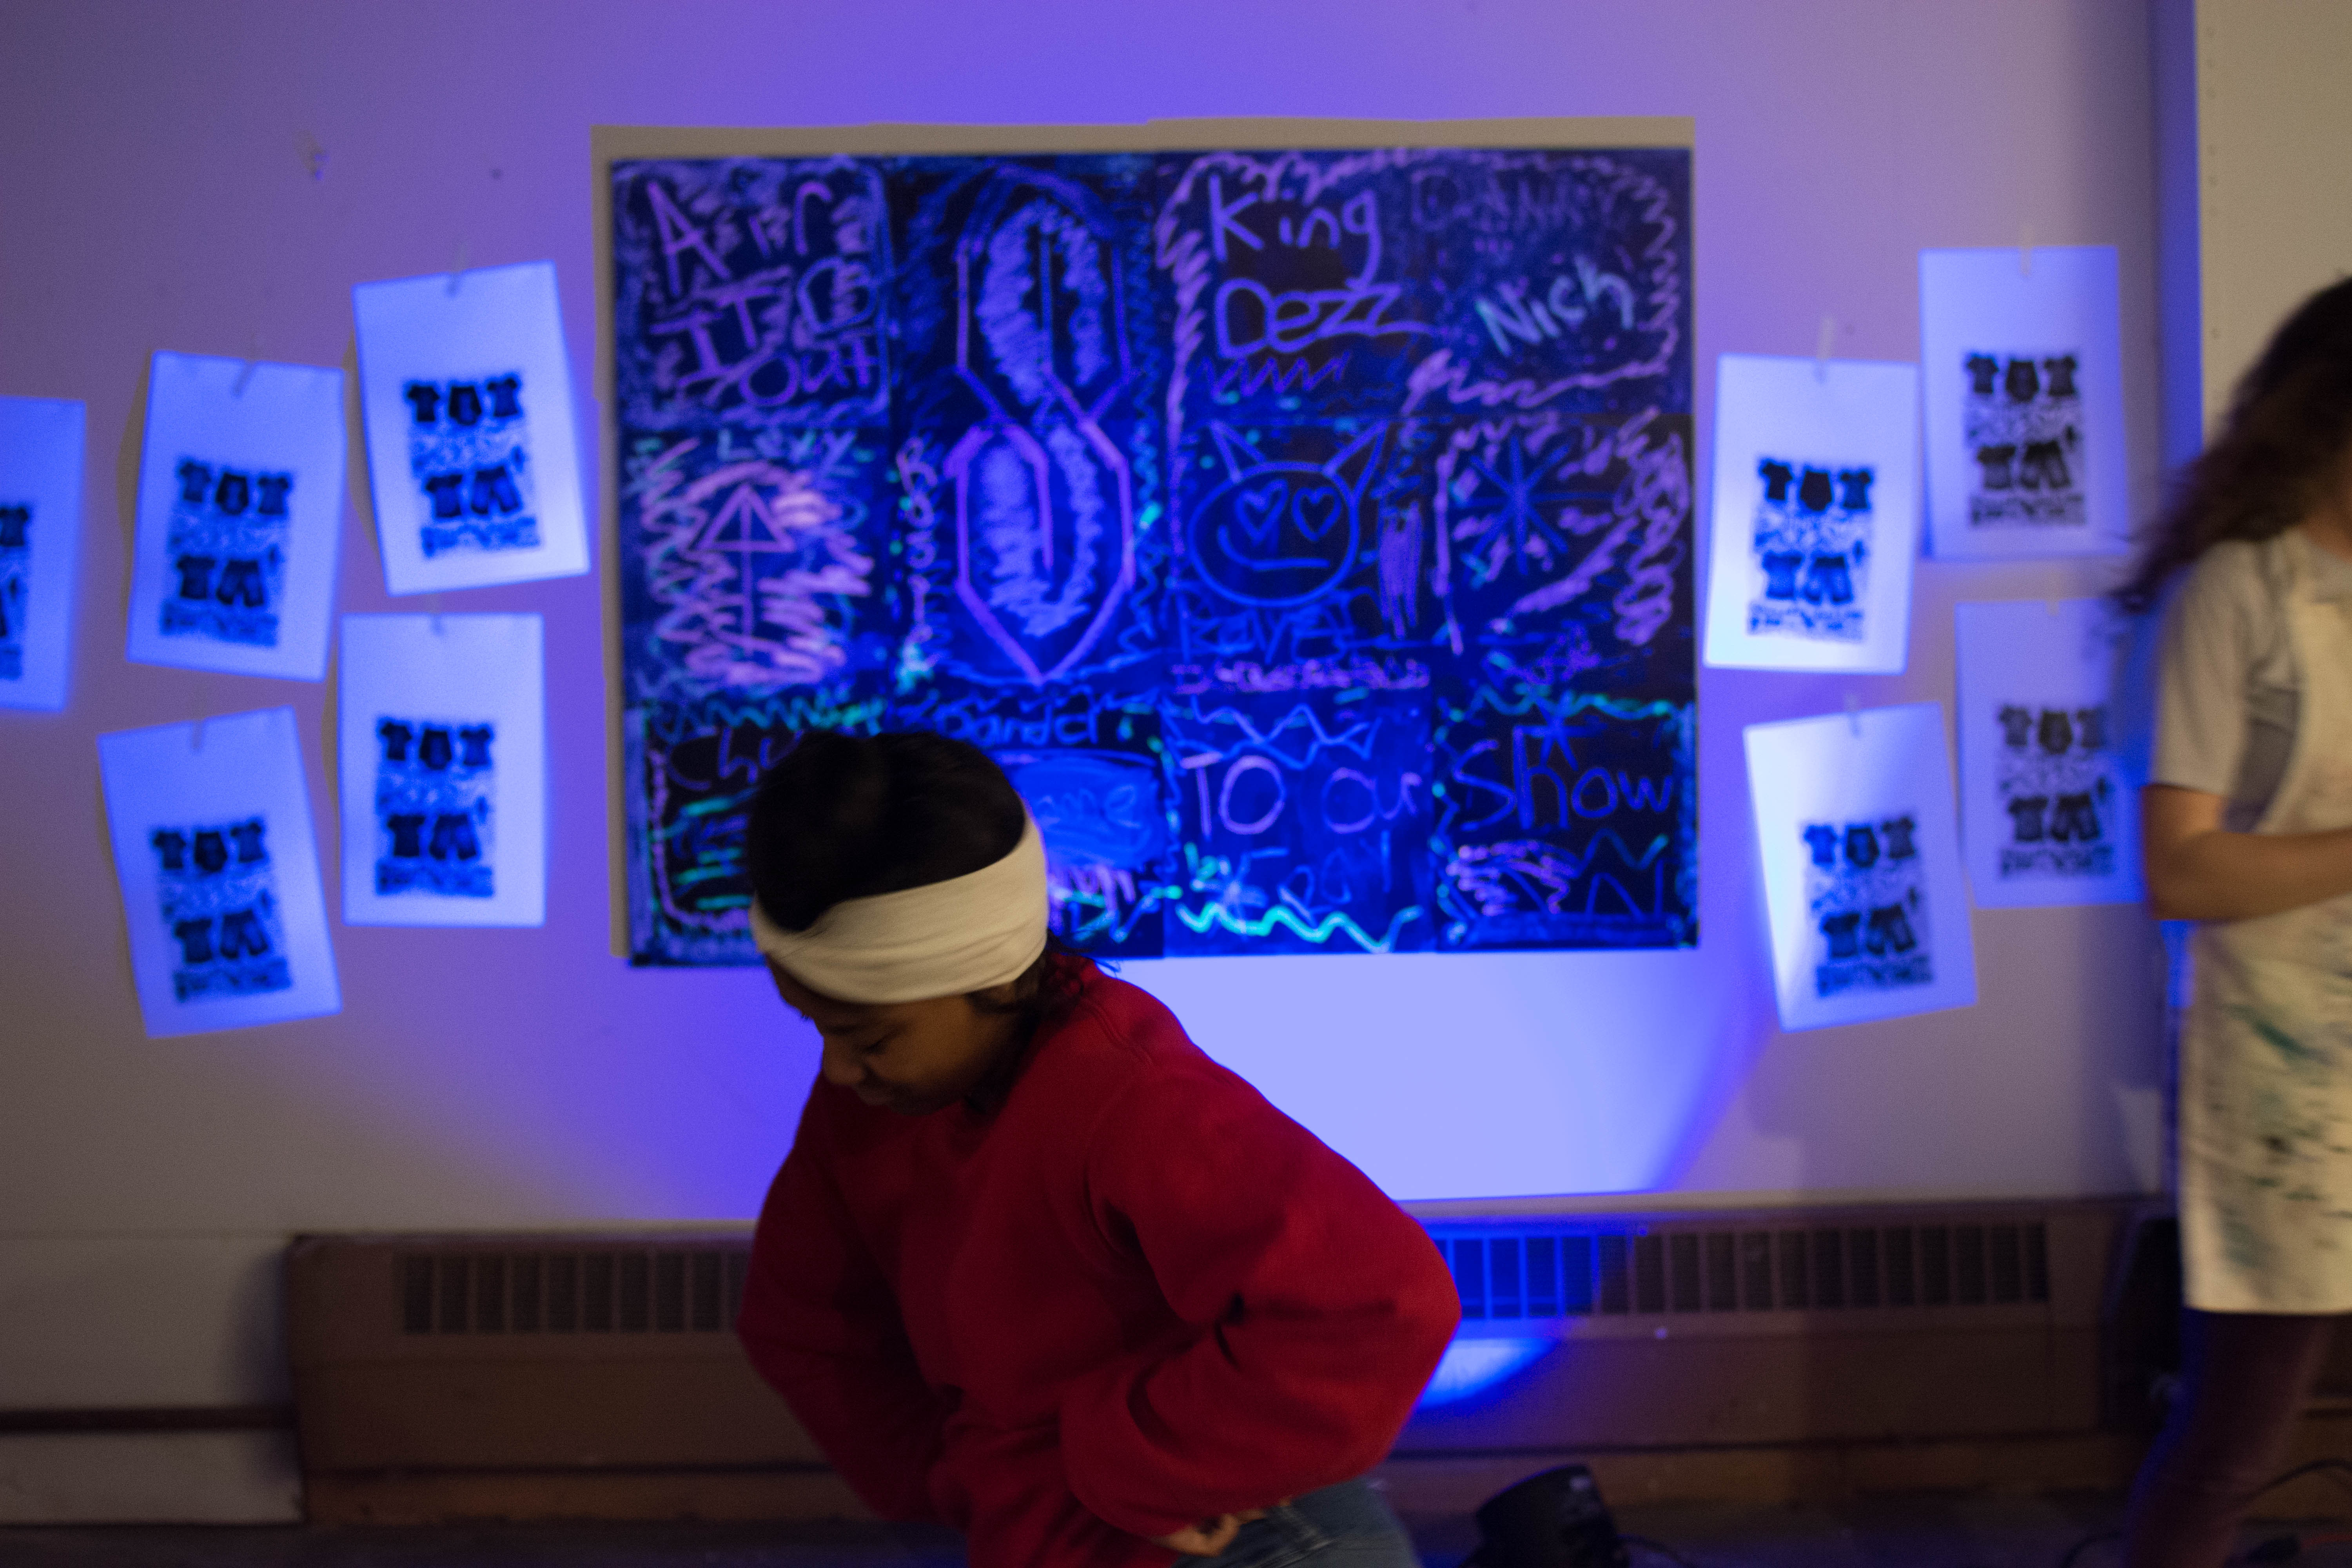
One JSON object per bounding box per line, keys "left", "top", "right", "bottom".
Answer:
{"left": 1201, "top": 176, "right": 1432, "bottom": 361}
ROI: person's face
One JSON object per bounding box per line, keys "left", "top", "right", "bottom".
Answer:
{"left": 769, "top": 964, "right": 1018, "bottom": 1116}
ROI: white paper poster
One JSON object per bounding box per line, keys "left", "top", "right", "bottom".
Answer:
{"left": 98, "top": 707, "right": 341, "bottom": 1037}
{"left": 1919, "top": 245, "right": 2127, "bottom": 560}
{"left": 1746, "top": 702, "right": 1978, "bottom": 1031}
{"left": 124, "top": 352, "right": 345, "bottom": 681}
{"left": 339, "top": 613, "right": 546, "bottom": 926}
{"left": 0, "top": 396, "right": 85, "bottom": 710}
{"left": 1704, "top": 354, "right": 1921, "bottom": 673}
{"left": 353, "top": 261, "right": 589, "bottom": 595}
{"left": 1955, "top": 598, "right": 2142, "bottom": 907}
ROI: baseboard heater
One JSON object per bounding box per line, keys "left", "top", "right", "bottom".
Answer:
{"left": 1402, "top": 1198, "right": 2124, "bottom": 1450}
{"left": 286, "top": 1198, "right": 2133, "bottom": 1522}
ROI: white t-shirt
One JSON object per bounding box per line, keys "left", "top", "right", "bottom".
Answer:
{"left": 2154, "top": 529, "right": 2352, "bottom": 829}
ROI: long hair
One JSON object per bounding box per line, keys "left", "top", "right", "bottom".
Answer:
{"left": 2117, "top": 276, "right": 2352, "bottom": 613}
{"left": 744, "top": 730, "right": 1087, "bottom": 1096}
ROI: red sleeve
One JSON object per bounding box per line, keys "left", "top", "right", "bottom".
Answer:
{"left": 736, "top": 1100, "right": 951, "bottom": 1524}
{"left": 1056, "top": 1063, "right": 1460, "bottom": 1542}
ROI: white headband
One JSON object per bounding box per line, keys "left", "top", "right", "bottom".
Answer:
{"left": 748, "top": 814, "right": 1051, "bottom": 1004}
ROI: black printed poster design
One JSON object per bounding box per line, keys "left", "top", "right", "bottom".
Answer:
{"left": 0, "top": 393, "right": 83, "bottom": 709}
{"left": 339, "top": 613, "right": 545, "bottom": 927}
{"left": 373, "top": 718, "right": 495, "bottom": 898}
{"left": 1954, "top": 598, "right": 2139, "bottom": 907}
{"left": 1963, "top": 352, "right": 2083, "bottom": 528}
{"left": 160, "top": 460, "right": 292, "bottom": 646}
{"left": 1746, "top": 702, "right": 1976, "bottom": 1030}
{"left": 99, "top": 707, "right": 341, "bottom": 1036}
{"left": 1748, "top": 458, "right": 1873, "bottom": 642}
{"left": 402, "top": 375, "right": 539, "bottom": 559}
{"left": 1920, "top": 247, "right": 2125, "bottom": 560}
{"left": 150, "top": 816, "right": 293, "bottom": 1001}
{"left": 126, "top": 354, "right": 344, "bottom": 681}
{"left": 354, "top": 261, "right": 589, "bottom": 594}
{"left": 0, "top": 501, "right": 27, "bottom": 681}
{"left": 1993, "top": 702, "right": 2114, "bottom": 878}
{"left": 1703, "top": 354, "right": 1919, "bottom": 675}
{"left": 1800, "top": 813, "right": 1931, "bottom": 997}
{"left": 607, "top": 140, "right": 1698, "bottom": 965}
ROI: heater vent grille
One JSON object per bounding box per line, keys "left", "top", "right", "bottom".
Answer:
{"left": 1430, "top": 1220, "right": 2050, "bottom": 1321}
{"left": 388, "top": 1220, "right": 2054, "bottom": 1336}
{"left": 396, "top": 1245, "right": 751, "bottom": 1335}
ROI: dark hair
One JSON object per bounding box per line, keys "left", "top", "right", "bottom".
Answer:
{"left": 747, "top": 730, "right": 1025, "bottom": 929}
{"left": 745, "top": 730, "right": 1089, "bottom": 1100}
{"left": 2117, "top": 276, "right": 2352, "bottom": 613}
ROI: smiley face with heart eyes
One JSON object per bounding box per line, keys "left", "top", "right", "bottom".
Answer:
{"left": 1186, "top": 424, "right": 1387, "bottom": 608}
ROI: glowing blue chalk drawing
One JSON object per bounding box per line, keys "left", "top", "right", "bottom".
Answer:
{"left": 1188, "top": 424, "right": 1383, "bottom": 608}
{"left": 942, "top": 168, "right": 1139, "bottom": 686}
{"left": 1165, "top": 691, "right": 1433, "bottom": 955}
{"left": 609, "top": 143, "right": 1693, "bottom": 964}
{"left": 1000, "top": 743, "right": 1176, "bottom": 953}
{"left": 613, "top": 158, "right": 891, "bottom": 429}
{"left": 630, "top": 430, "right": 884, "bottom": 691}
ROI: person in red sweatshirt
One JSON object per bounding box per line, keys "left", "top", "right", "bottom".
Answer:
{"left": 734, "top": 730, "right": 1461, "bottom": 1567}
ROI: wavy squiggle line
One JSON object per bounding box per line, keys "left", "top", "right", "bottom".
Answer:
{"left": 1444, "top": 683, "right": 1687, "bottom": 726}
{"left": 1174, "top": 897, "right": 1426, "bottom": 954}
{"left": 1165, "top": 696, "right": 1399, "bottom": 771}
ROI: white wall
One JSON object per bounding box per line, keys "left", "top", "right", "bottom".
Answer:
{"left": 2177, "top": 0, "right": 2352, "bottom": 429}
{"left": 0, "top": 0, "right": 2169, "bottom": 1509}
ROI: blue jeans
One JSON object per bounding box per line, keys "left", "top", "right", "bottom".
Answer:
{"left": 1196, "top": 1478, "right": 1420, "bottom": 1567}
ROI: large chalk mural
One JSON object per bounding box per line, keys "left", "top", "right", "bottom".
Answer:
{"left": 610, "top": 140, "right": 1694, "bottom": 964}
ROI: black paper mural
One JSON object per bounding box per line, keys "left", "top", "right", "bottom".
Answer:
{"left": 610, "top": 142, "right": 1694, "bottom": 964}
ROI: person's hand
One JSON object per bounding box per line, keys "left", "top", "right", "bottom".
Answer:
{"left": 1150, "top": 1508, "right": 1268, "bottom": 1557}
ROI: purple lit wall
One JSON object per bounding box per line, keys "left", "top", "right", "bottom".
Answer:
{"left": 0, "top": 0, "right": 2161, "bottom": 1454}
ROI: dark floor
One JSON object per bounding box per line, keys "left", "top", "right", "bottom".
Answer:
{"left": 13, "top": 1495, "right": 2352, "bottom": 1567}
{"left": 8, "top": 1497, "right": 2352, "bottom": 1567}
